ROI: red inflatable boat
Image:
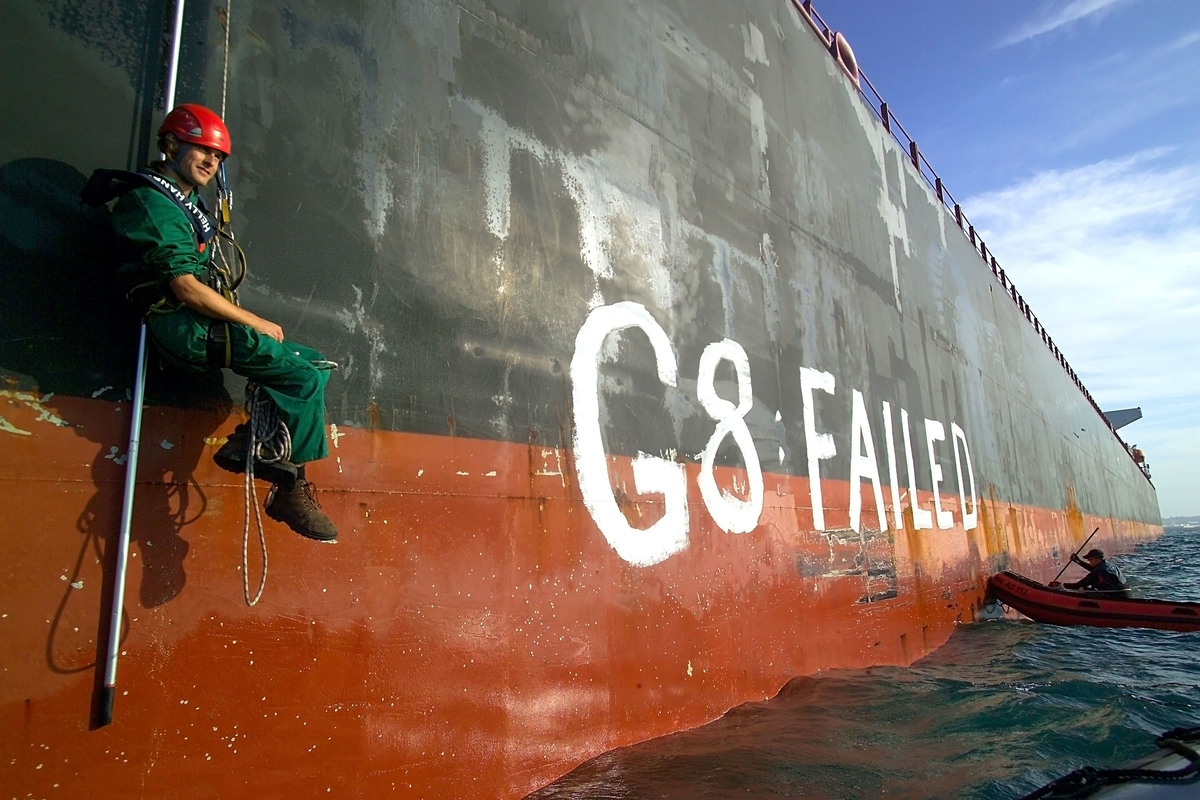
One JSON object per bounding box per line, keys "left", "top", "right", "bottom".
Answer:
{"left": 987, "top": 571, "right": 1200, "bottom": 632}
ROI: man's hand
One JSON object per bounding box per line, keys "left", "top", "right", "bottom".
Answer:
{"left": 1048, "top": 580, "right": 1062, "bottom": 588}
{"left": 249, "top": 318, "right": 284, "bottom": 342}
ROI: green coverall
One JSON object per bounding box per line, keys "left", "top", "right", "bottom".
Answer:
{"left": 111, "top": 171, "right": 330, "bottom": 464}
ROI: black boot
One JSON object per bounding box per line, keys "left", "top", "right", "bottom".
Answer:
{"left": 214, "top": 424, "right": 298, "bottom": 488}
{"left": 265, "top": 479, "right": 338, "bottom": 541}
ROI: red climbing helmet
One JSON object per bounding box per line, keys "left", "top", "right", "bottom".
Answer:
{"left": 158, "top": 103, "right": 232, "bottom": 156}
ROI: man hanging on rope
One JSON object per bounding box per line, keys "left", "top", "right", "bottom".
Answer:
{"left": 109, "top": 103, "right": 338, "bottom": 541}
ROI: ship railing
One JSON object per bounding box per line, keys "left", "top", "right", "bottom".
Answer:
{"left": 790, "top": 0, "right": 1146, "bottom": 479}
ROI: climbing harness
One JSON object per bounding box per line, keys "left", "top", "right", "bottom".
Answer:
{"left": 79, "top": 166, "right": 245, "bottom": 329}
{"left": 204, "top": 160, "right": 249, "bottom": 368}
{"left": 237, "top": 383, "right": 293, "bottom": 606}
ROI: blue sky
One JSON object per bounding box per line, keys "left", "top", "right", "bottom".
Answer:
{"left": 817, "top": 0, "right": 1200, "bottom": 518}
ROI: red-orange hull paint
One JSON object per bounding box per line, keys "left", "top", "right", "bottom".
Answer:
{"left": 0, "top": 396, "right": 1160, "bottom": 798}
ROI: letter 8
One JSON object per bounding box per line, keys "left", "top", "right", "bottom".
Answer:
{"left": 696, "top": 340, "right": 763, "bottom": 533}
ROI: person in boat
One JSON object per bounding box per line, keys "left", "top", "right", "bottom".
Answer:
{"left": 110, "top": 103, "right": 338, "bottom": 541}
{"left": 1049, "top": 548, "right": 1131, "bottom": 597}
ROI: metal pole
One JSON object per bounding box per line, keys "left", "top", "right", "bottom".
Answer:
{"left": 99, "top": 0, "right": 186, "bottom": 727}
{"left": 99, "top": 325, "right": 150, "bottom": 725}
{"left": 162, "top": 0, "right": 186, "bottom": 112}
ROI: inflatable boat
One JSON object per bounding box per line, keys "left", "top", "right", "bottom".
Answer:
{"left": 988, "top": 571, "right": 1200, "bottom": 632}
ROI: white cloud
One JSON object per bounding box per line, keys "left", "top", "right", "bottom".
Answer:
{"left": 1053, "top": 30, "right": 1200, "bottom": 151}
{"left": 968, "top": 150, "right": 1200, "bottom": 517}
{"left": 1163, "top": 30, "right": 1200, "bottom": 54}
{"left": 998, "top": 0, "right": 1137, "bottom": 47}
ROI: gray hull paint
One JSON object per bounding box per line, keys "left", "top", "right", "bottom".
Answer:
{"left": 2, "top": 2, "right": 1157, "bottom": 527}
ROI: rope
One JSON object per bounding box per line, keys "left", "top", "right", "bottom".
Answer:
{"left": 213, "top": 0, "right": 245, "bottom": 294}
{"left": 246, "top": 382, "right": 292, "bottom": 465}
{"left": 238, "top": 383, "right": 292, "bottom": 606}
{"left": 240, "top": 442, "right": 268, "bottom": 607}
{"left": 1021, "top": 728, "right": 1200, "bottom": 799}
{"left": 220, "top": 0, "right": 232, "bottom": 119}
{"left": 212, "top": 231, "right": 247, "bottom": 292}
{"left": 211, "top": 0, "right": 270, "bottom": 607}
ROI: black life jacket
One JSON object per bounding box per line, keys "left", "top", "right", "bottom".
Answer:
{"left": 80, "top": 168, "right": 217, "bottom": 248}
{"left": 80, "top": 168, "right": 246, "bottom": 370}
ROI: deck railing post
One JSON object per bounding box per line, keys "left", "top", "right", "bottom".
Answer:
{"left": 791, "top": 0, "right": 1113, "bottom": 468}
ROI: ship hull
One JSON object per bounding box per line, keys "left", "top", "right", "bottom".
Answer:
{"left": 0, "top": 0, "right": 1160, "bottom": 797}
{"left": 1, "top": 396, "right": 1159, "bottom": 797}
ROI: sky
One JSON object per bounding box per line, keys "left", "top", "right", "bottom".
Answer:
{"left": 816, "top": 0, "right": 1200, "bottom": 519}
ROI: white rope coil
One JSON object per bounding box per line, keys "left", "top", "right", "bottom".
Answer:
{"left": 239, "top": 383, "right": 292, "bottom": 606}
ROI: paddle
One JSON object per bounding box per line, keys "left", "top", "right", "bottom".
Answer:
{"left": 1049, "top": 527, "right": 1099, "bottom": 586}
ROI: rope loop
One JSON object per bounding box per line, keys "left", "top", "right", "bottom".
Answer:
{"left": 239, "top": 383, "right": 292, "bottom": 606}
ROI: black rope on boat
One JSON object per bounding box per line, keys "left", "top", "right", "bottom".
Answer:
{"left": 1020, "top": 727, "right": 1200, "bottom": 799}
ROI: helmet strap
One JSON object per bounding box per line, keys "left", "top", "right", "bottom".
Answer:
{"left": 163, "top": 142, "right": 203, "bottom": 195}
{"left": 161, "top": 137, "right": 187, "bottom": 184}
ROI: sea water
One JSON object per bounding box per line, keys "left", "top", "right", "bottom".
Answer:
{"left": 529, "top": 525, "right": 1200, "bottom": 799}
